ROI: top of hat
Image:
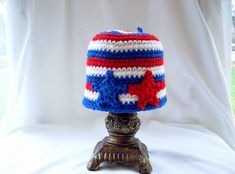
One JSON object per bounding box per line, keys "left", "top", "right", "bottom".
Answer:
{"left": 91, "top": 27, "right": 159, "bottom": 42}
{"left": 87, "top": 27, "right": 163, "bottom": 60}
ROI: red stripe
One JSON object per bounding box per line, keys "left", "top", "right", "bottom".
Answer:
{"left": 85, "top": 82, "right": 94, "bottom": 92}
{"left": 87, "top": 58, "right": 164, "bottom": 68}
{"left": 86, "top": 81, "right": 165, "bottom": 93}
{"left": 156, "top": 81, "right": 166, "bottom": 90}
{"left": 92, "top": 34, "right": 159, "bottom": 41}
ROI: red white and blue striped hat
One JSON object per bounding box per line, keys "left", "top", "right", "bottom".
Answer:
{"left": 83, "top": 27, "right": 167, "bottom": 113}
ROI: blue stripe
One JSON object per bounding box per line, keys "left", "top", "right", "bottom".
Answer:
{"left": 82, "top": 96, "right": 167, "bottom": 113}
{"left": 86, "top": 75, "right": 165, "bottom": 84}
{"left": 87, "top": 50, "right": 163, "bottom": 59}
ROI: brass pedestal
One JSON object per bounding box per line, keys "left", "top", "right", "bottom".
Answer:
{"left": 87, "top": 112, "right": 152, "bottom": 174}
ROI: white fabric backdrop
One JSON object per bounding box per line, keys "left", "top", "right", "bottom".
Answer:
{"left": 3, "top": 0, "right": 234, "bottom": 148}
{"left": 0, "top": 0, "right": 235, "bottom": 174}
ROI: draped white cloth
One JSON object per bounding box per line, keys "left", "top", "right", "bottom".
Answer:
{"left": 0, "top": 0, "right": 235, "bottom": 174}
{"left": 0, "top": 124, "right": 235, "bottom": 174}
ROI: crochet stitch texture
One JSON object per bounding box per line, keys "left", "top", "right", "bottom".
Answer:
{"left": 83, "top": 28, "right": 167, "bottom": 113}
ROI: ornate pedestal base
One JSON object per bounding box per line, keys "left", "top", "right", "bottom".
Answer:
{"left": 87, "top": 112, "right": 152, "bottom": 174}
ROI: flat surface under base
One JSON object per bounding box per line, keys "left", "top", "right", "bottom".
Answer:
{"left": 0, "top": 122, "right": 235, "bottom": 174}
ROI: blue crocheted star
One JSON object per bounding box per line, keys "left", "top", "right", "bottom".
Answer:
{"left": 92, "top": 70, "right": 127, "bottom": 108}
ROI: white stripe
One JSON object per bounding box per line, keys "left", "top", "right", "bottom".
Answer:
{"left": 84, "top": 89, "right": 99, "bottom": 101}
{"left": 157, "top": 88, "right": 167, "bottom": 99}
{"left": 119, "top": 94, "right": 139, "bottom": 104}
{"left": 84, "top": 88, "right": 167, "bottom": 104}
{"left": 119, "top": 88, "right": 167, "bottom": 104}
{"left": 86, "top": 65, "right": 165, "bottom": 78}
{"left": 88, "top": 40, "right": 163, "bottom": 52}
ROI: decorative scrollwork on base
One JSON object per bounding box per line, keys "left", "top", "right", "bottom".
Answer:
{"left": 105, "top": 113, "right": 140, "bottom": 135}
{"left": 93, "top": 152, "right": 139, "bottom": 163}
{"left": 138, "top": 155, "right": 153, "bottom": 174}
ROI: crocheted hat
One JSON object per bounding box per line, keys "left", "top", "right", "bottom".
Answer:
{"left": 83, "top": 27, "right": 167, "bottom": 113}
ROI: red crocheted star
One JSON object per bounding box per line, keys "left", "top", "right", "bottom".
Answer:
{"left": 128, "top": 70, "right": 165, "bottom": 110}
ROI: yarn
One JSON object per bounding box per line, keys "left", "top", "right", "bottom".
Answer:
{"left": 137, "top": 27, "right": 143, "bottom": 33}
{"left": 128, "top": 70, "right": 166, "bottom": 110}
{"left": 86, "top": 74, "right": 165, "bottom": 84}
{"left": 92, "top": 70, "right": 127, "bottom": 108}
{"left": 92, "top": 34, "right": 159, "bottom": 41}
{"left": 82, "top": 96, "right": 167, "bottom": 113}
{"left": 87, "top": 50, "right": 164, "bottom": 59}
{"left": 87, "top": 58, "right": 164, "bottom": 68}
{"left": 83, "top": 28, "right": 167, "bottom": 112}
